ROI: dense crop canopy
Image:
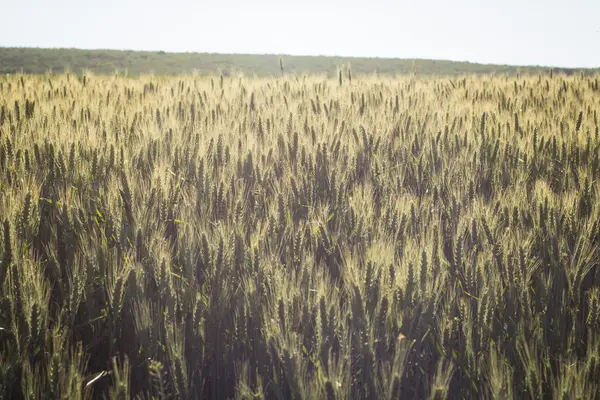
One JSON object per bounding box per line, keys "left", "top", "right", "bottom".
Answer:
{"left": 0, "top": 71, "right": 600, "bottom": 399}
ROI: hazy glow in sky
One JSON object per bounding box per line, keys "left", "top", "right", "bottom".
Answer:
{"left": 3, "top": 0, "right": 599, "bottom": 68}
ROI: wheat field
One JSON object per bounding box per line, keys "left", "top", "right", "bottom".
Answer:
{"left": 0, "top": 70, "right": 600, "bottom": 399}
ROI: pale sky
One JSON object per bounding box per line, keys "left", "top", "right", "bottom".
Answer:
{"left": 2, "top": 0, "right": 599, "bottom": 68}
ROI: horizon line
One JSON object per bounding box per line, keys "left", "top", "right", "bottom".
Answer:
{"left": 2, "top": 45, "right": 598, "bottom": 71}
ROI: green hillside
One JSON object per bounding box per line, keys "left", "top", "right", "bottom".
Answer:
{"left": 0, "top": 47, "right": 596, "bottom": 76}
